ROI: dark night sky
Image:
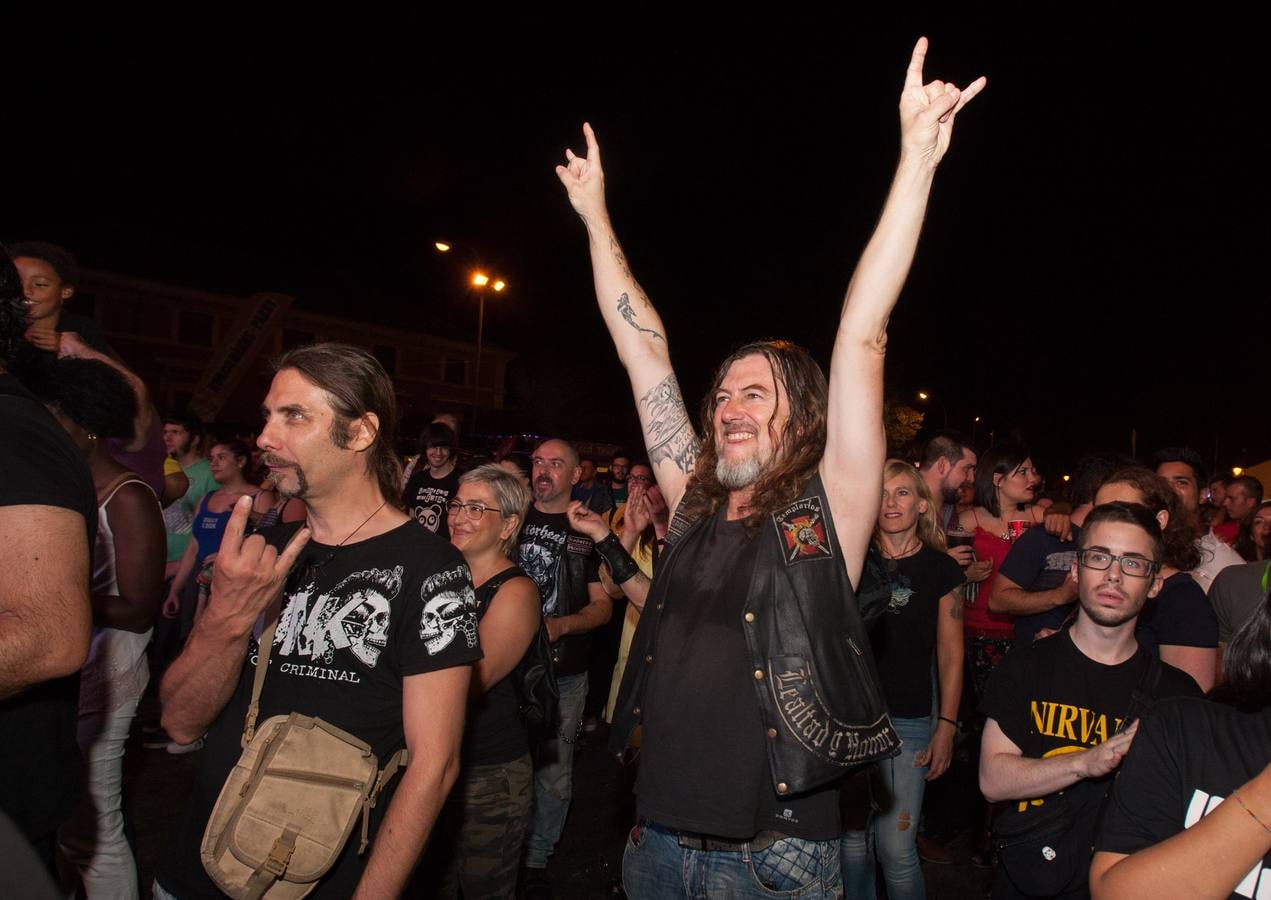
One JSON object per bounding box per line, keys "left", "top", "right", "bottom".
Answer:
{"left": 7, "top": 16, "right": 1266, "bottom": 476}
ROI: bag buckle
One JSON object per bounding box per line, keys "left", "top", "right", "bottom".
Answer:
{"left": 263, "top": 835, "right": 295, "bottom": 877}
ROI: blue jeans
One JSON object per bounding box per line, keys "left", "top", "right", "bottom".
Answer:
{"left": 840, "top": 715, "right": 931, "bottom": 900}
{"left": 524, "top": 671, "right": 587, "bottom": 869}
{"left": 624, "top": 821, "right": 843, "bottom": 899}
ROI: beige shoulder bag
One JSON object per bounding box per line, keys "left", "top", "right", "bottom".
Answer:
{"left": 200, "top": 619, "right": 409, "bottom": 899}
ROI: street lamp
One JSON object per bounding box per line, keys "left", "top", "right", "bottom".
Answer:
{"left": 916, "top": 390, "right": 948, "bottom": 428}
{"left": 433, "top": 241, "right": 509, "bottom": 433}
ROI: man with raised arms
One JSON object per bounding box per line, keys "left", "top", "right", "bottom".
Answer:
{"left": 556, "top": 38, "right": 984, "bottom": 898}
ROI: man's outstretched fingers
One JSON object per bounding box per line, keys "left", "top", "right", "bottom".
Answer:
{"left": 906, "top": 36, "right": 929, "bottom": 88}
{"left": 583, "top": 121, "right": 601, "bottom": 162}
{"left": 954, "top": 76, "right": 989, "bottom": 113}
{"left": 219, "top": 495, "right": 254, "bottom": 558}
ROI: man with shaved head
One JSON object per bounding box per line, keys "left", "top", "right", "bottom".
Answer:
{"left": 515, "top": 438, "right": 611, "bottom": 893}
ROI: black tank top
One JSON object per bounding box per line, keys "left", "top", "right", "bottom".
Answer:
{"left": 462, "top": 565, "right": 533, "bottom": 766}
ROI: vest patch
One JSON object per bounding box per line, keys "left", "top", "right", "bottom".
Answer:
{"left": 566, "top": 534, "right": 595, "bottom": 556}
{"left": 770, "top": 661, "right": 898, "bottom": 764}
{"left": 772, "top": 495, "right": 834, "bottom": 564}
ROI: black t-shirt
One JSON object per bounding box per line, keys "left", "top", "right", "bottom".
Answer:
{"left": 402, "top": 466, "right": 461, "bottom": 540}
{"left": 999, "top": 523, "right": 1081, "bottom": 646}
{"left": 1096, "top": 696, "right": 1271, "bottom": 898}
{"left": 515, "top": 507, "right": 600, "bottom": 616}
{"left": 1136, "top": 572, "right": 1219, "bottom": 650}
{"left": 0, "top": 375, "right": 96, "bottom": 842}
{"left": 157, "top": 519, "right": 482, "bottom": 898}
{"left": 981, "top": 631, "right": 1202, "bottom": 796}
{"left": 870, "top": 545, "right": 965, "bottom": 717}
{"left": 463, "top": 566, "right": 536, "bottom": 766}
{"left": 637, "top": 507, "right": 840, "bottom": 841}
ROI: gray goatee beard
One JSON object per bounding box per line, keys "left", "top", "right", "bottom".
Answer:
{"left": 716, "top": 454, "right": 766, "bottom": 490}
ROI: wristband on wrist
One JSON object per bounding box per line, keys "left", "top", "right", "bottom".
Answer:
{"left": 938, "top": 715, "right": 960, "bottom": 729}
{"left": 595, "top": 532, "right": 641, "bottom": 585}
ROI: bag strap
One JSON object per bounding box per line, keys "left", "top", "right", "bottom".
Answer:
{"left": 241, "top": 617, "right": 278, "bottom": 748}
{"left": 1121, "top": 650, "right": 1162, "bottom": 731}
{"left": 358, "top": 748, "right": 410, "bottom": 854}
{"left": 241, "top": 824, "right": 299, "bottom": 900}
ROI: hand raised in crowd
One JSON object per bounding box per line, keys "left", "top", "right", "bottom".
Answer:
{"left": 1076, "top": 721, "right": 1138, "bottom": 779}
{"left": 208, "top": 496, "right": 309, "bottom": 636}
{"left": 623, "top": 491, "right": 653, "bottom": 542}
{"left": 898, "top": 37, "right": 987, "bottom": 168}
{"left": 554, "top": 122, "right": 609, "bottom": 225}
{"left": 566, "top": 500, "right": 611, "bottom": 543}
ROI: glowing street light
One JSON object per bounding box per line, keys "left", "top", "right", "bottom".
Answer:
{"left": 472, "top": 272, "right": 490, "bottom": 287}
{"left": 1233, "top": 467, "right": 1244, "bottom": 477}
{"left": 917, "top": 391, "right": 929, "bottom": 401}
{"left": 492, "top": 280, "right": 506, "bottom": 292}
{"left": 434, "top": 242, "right": 452, "bottom": 252}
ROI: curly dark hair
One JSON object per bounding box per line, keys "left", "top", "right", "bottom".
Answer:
{"left": 0, "top": 249, "right": 29, "bottom": 368}
{"left": 1098, "top": 466, "right": 1201, "bottom": 571}
{"left": 678, "top": 340, "right": 828, "bottom": 531}
{"left": 24, "top": 357, "right": 136, "bottom": 440}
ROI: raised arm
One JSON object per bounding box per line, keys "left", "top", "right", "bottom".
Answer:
{"left": 556, "top": 125, "right": 699, "bottom": 515}
{"left": 821, "top": 38, "right": 985, "bottom": 584}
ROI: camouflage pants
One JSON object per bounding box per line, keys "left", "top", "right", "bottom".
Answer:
{"left": 430, "top": 754, "right": 533, "bottom": 900}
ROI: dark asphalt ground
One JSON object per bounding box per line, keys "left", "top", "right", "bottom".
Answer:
{"left": 127, "top": 722, "right": 992, "bottom": 898}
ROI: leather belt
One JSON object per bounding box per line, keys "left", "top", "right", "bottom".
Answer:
{"left": 647, "top": 821, "right": 783, "bottom": 852}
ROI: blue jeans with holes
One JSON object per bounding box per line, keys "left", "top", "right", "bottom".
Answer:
{"left": 840, "top": 715, "right": 930, "bottom": 900}
{"left": 624, "top": 821, "right": 843, "bottom": 899}
{"left": 524, "top": 671, "right": 588, "bottom": 869}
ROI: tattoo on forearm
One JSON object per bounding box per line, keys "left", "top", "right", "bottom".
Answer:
{"left": 610, "top": 236, "right": 651, "bottom": 308}
{"left": 618, "top": 293, "right": 664, "bottom": 342}
{"left": 639, "top": 373, "right": 700, "bottom": 475}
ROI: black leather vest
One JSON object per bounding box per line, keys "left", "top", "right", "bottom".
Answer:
{"left": 610, "top": 472, "right": 899, "bottom": 796}
{"left": 547, "top": 531, "right": 596, "bottom": 677}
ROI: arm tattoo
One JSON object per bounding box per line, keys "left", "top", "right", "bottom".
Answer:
{"left": 639, "top": 373, "right": 700, "bottom": 476}
{"left": 610, "top": 236, "right": 651, "bottom": 308}
{"left": 618, "top": 293, "right": 664, "bottom": 342}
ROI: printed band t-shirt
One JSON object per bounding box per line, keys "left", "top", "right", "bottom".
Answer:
{"left": 515, "top": 507, "right": 600, "bottom": 615}
{"left": 870, "top": 544, "right": 965, "bottom": 717}
{"left": 157, "top": 519, "right": 482, "bottom": 898}
{"left": 998, "top": 523, "right": 1081, "bottom": 646}
{"left": 1096, "top": 696, "right": 1271, "bottom": 899}
{"left": 402, "top": 466, "right": 461, "bottom": 540}
{"left": 980, "top": 631, "right": 1201, "bottom": 798}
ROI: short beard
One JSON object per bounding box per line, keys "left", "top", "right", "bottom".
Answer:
{"left": 940, "top": 483, "right": 961, "bottom": 505}
{"left": 1079, "top": 595, "right": 1142, "bottom": 629}
{"left": 264, "top": 455, "right": 310, "bottom": 499}
{"left": 716, "top": 454, "right": 766, "bottom": 490}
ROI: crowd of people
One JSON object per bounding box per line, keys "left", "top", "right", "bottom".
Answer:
{"left": 0, "top": 36, "right": 1267, "bottom": 900}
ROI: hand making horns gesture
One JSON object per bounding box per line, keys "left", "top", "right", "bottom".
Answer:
{"left": 555, "top": 122, "right": 607, "bottom": 225}
{"left": 211, "top": 495, "right": 310, "bottom": 629}
{"left": 900, "top": 36, "right": 987, "bottom": 167}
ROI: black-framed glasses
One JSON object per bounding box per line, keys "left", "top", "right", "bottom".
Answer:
{"left": 447, "top": 499, "right": 504, "bottom": 521}
{"left": 628, "top": 474, "right": 653, "bottom": 484}
{"left": 1078, "top": 549, "right": 1158, "bottom": 579}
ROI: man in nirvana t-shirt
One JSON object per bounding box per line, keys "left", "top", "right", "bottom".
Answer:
{"left": 979, "top": 502, "right": 1202, "bottom": 899}
{"left": 155, "top": 345, "right": 480, "bottom": 898}
{"left": 402, "top": 422, "right": 462, "bottom": 540}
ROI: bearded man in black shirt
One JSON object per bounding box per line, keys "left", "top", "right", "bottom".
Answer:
{"left": 555, "top": 38, "right": 985, "bottom": 898}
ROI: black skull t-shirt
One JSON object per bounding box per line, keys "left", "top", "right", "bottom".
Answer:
{"left": 157, "top": 518, "right": 482, "bottom": 899}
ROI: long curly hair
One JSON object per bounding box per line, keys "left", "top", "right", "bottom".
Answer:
{"left": 876, "top": 459, "right": 947, "bottom": 552}
{"left": 1098, "top": 466, "right": 1201, "bottom": 572}
{"left": 677, "top": 340, "right": 827, "bottom": 531}
{"left": 0, "top": 249, "right": 29, "bottom": 368}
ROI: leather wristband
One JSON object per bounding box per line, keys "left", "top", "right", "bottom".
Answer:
{"left": 595, "top": 532, "right": 641, "bottom": 585}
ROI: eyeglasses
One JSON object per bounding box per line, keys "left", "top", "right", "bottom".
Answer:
{"left": 628, "top": 475, "right": 653, "bottom": 484}
{"left": 446, "top": 499, "right": 504, "bottom": 521}
{"left": 1078, "top": 549, "right": 1158, "bottom": 579}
